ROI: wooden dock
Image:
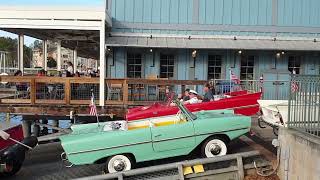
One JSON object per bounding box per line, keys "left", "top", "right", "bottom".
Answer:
{"left": 0, "top": 76, "right": 207, "bottom": 118}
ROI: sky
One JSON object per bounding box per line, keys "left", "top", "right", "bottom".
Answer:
{"left": 0, "top": 30, "right": 37, "bottom": 47}
{"left": 0, "top": 0, "right": 103, "bottom": 6}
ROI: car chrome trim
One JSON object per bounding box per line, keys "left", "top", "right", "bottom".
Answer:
{"left": 152, "top": 127, "right": 249, "bottom": 143}
{"left": 67, "top": 127, "right": 248, "bottom": 155}
{"left": 68, "top": 141, "right": 152, "bottom": 155}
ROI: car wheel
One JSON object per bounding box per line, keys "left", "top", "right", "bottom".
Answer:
{"left": 201, "top": 136, "right": 227, "bottom": 158}
{"left": 1, "top": 161, "right": 23, "bottom": 177}
{"left": 105, "top": 155, "right": 132, "bottom": 173}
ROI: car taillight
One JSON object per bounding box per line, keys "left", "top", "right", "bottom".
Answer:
{"left": 249, "top": 129, "right": 256, "bottom": 136}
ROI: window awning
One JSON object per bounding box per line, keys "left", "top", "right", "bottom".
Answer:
{"left": 106, "top": 36, "right": 320, "bottom": 51}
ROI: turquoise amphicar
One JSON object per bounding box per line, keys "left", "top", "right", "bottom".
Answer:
{"left": 60, "top": 100, "right": 251, "bottom": 173}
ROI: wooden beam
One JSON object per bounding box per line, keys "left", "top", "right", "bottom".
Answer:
{"left": 0, "top": 105, "right": 126, "bottom": 118}
{"left": 30, "top": 78, "right": 36, "bottom": 105}
{"left": 65, "top": 79, "right": 71, "bottom": 105}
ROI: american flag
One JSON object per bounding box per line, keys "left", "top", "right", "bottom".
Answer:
{"left": 230, "top": 69, "right": 240, "bottom": 84}
{"left": 291, "top": 81, "right": 299, "bottom": 92}
{"left": 89, "top": 93, "right": 97, "bottom": 116}
{"left": 291, "top": 69, "right": 299, "bottom": 92}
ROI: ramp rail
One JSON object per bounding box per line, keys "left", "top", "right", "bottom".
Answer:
{"left": 74, "top": 151, "right": 270, "bottom": 180}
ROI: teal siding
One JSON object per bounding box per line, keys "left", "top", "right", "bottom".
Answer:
{"left": 198, "top": 0, "right": 272, "bottom": 25}
{"left": 112, "top": 0, "right": 193, "bottom": 24}
{"left": 111, "top": 0, "right": 320, "bottom": 37}
{"left": 109, "top": 48, "right": 318, "bottom": 80}
{"left": 278, "top": 0, "right": 320, "bottom": 27}
{"left": 110, "top": 48, "right": 126, "bottom": 78}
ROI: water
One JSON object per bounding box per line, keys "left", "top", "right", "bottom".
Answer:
{"left": 0, "top": 113, "right": 22, "bottom": 127}
{"left": 0, "top": 113, "right": 71, "bottom": 131}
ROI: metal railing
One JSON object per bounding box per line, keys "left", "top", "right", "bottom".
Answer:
{"left": 212, "top": 79, "right": 290, "bottom": 100}
{"left": 74, "top": 151, "right": 269, "bottom": 180}
{"left": 288, "top": 75, "right": 320, "bottom": 137}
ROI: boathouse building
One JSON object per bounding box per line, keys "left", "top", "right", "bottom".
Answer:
{"left": 1, "top": 0, "right": 320, "bottom": 106}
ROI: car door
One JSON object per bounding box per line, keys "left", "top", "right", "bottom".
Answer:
{"left": 151, "top": 121, "right": 196, "bottom": 152}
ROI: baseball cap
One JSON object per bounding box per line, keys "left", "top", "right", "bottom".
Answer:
{"left": 189, "top": 90, "right": 198, "bottom": 95}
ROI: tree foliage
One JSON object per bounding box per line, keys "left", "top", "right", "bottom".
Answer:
{"left": 47, "top": 56, "right": 57, "bottom": 68}
{"left": 0, "top": 37, "right": 32, "bottom": 68}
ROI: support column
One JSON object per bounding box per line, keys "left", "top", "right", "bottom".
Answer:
{"left": 43, "top": 40, "right": 48, "bottom": 71}
{"left": 22, "top": 120, "right": 31, "bottom": 138}
{"left": 18, "top": 34, "right": 24, "bottom": 74}
{"left": 99, "top": 21, "right": 106, "bottom": 106}
{"left": 73, "top": 48, "right": 77, "bottom": 73}
{"left": 57, "top": 40, "right": 62, "bottom": 71}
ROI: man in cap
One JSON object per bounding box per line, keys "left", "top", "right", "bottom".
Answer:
{"left": 183, "top": 90, "right": 201, "bottom": 105}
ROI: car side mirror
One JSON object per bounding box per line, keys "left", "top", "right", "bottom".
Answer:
{"left": 0, "top": 130, "right": 10, "bottom": 140}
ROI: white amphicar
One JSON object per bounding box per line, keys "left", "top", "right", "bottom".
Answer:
{"left": 257, "top": 100, "right": 288, "bottom": 136}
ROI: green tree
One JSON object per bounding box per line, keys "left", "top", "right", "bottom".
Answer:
{"left": 33, "top": 40, "right": 43, "bottom": 50}
{"left": 47, "top": 56, "right": 57, "bottom": 68}
{"left": 0, "top": 37, "right": 17, "bottom": 67}
{"left": 0, "top": 36, "right": 33, "bottom": 68}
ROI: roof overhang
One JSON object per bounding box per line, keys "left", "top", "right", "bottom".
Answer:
{"left": 106, "top": 36, "right": 320, "bottom": 51}
{"left": 0, "top": 4, "right": 112, "bottom": 59}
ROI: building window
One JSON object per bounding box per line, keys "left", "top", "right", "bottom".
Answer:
{"left": 208, "top": 55, "right": 222, "bottom": 80}
{"left": 288, "top": 56, "right": 301, "bottom": 74}
{"left": 240, "top": 55, "right": 255, "bottom": 80}
{"left": 160, "top": 54, "right": 174, "bottom": 78}
{"left": 127, "top": 53, "right": 142, "bottom": 78}
{"left": 62, "top": 54, "right": 68, "bottom": 58}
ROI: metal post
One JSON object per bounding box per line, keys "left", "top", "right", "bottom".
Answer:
{"left": 73, "top": 48, "right": 77, "bottom": 73}
{"left": 236, "top": 155, "right": 244, "bottom": 180}
{"left": 177, "top": 164, "right": 185, "bottom": 180}
{"left": 99, "top": 20, "right": 106, "bottom": 106}
{"left": 43, "top": 40, "right": 48, "bottom": 71}
{"left": 57, "top": 40, "right": 62, "bottom": 72}
{"left": 41, "top": 118, "right": 49, "bottom": 135}
{"left": 32, "top": 120, "right": 40, "bottom": 137}
{"left": 117, "top": 173, "right": 123, "bottom": 180}
{"left": 18, "top": 34, "right": 24, "bottom": 74}
{"left": 22, "top": 120, "right": 31, "bottom": 138}
{"left": 3, "top": 52, "right": 6, "bottom": 73}
{"left": 52, "top": 120, "right": 59, "bottom": 133}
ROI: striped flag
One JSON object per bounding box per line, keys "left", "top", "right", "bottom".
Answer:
{"left": 89, "top": 93, "right": 97, "bottom": 116}
{"left": 291, "top": 81, "right": 299, "bottom": 92}
{"left": 230, "top": 69, "right": 240, "bottom": 84}
{"left": 291, "top": 69, "right": 299, "bottom": 92}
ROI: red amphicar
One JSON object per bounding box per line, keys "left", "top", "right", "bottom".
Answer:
{"left": 0, "top": 122, "right": 24, "bottom": 150}
{"left": 126, "top": 90, "right": 262, "bottom": 121}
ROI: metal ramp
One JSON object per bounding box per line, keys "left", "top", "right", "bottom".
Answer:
{"left": 74, "top": 151, "right": 271, "bottom": 180}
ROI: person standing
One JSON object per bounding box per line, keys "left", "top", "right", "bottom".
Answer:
{"left": 164, "top": 86, "right": 175, "bottom": 106}
{"left": 66, "top": 62, "right": 74, "bottom": 77}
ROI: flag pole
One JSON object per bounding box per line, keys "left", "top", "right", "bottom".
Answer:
{"left": 229, "top": 68, "right": 232, "bottom": 95}
{"left": 91, "top": 89, "right": 100, "bottom": 126}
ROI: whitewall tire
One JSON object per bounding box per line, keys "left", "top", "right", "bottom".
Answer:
{"left": 106, "top": 155, "right": 132, "bottom": 173}
{"left": 201, "top": 137, "right": 227, "bottom": 158}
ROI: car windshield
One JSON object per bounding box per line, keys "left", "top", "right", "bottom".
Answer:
{"left": 174, "top": 100, "right": 197, "bottom": 121}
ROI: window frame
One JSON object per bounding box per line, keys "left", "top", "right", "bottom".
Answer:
{"left": 159, "top": 54, "right": 175, "bottom": 79}
{"left": 240, "top": 55, "right": 255, "bottom": 80}
{"left": 207, "top": 54, "right": 222, "bottom": 80}
{"left": 288, "top": 55, "right": 302, "bottom": 74}
{"left": 126, "top": 53, "right": 143, "bottom": 78}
